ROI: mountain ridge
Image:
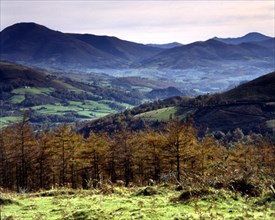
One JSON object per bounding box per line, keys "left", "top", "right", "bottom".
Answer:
{"left": 0, "top": 22, "right": 163, "bottom": 69}
{"left": 140, "top": 38, "right": 274, "bottom": 69}
{"left": 1, "top": 23, "right": 274, "bottom": 71}
{"left": 146, "top": 42, "right": 182, "bottom": 49}
{"left": 212, "top": 32, "right": 272, "bottom": 45}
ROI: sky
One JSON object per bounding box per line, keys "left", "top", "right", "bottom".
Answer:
{"left": 1, "top": 0, "right": 274, "bottom": 44}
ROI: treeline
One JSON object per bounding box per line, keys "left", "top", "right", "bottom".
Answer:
{"left": 0, "top": 115, "right": 274, "bottom": 192}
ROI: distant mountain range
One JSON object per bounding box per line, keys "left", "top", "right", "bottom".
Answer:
{"left": 146, "top": 42, "right": 182, "bottom": 49}
{"left": 140, "top": 38, "right": 275, "bottom": 69}
{"left": 80, "top": 71, "right": 275, "bottom": 135}
{"left": 212, "top": 32, "right": 272, "bottom": 44}
{"left": 1, "top": 22, "right": 274, "bottom": 71}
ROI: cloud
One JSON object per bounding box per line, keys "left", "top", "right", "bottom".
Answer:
{"left": 1, "top": 0, "right": 274, "bottom": 43}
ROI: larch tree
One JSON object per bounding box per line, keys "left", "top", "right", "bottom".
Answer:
{"left": 109, "top": 129, "right": 135, "bottom": 186}
{"left": 12, "top": 112, "right": 36, "bottom": 191}
{"left": 80, "top": 132, "right": 109, "bottom": 188}
{"left": 139, "top": 128, "right": 166, "bottom": 182}
{"left": 36, "top": 130, "right": 55, "bottom": 189}
{"left": 196, "top": 135, "right": 219, "bottom": 176}
{"left": 165, "top": 118, "right": 197, "bottom": 182}
{"left": 51, "top": 124, "right": 74, "bottom": 187}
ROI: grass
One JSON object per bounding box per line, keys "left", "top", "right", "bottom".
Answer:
{"left": 135, "top": 106, "right": 197, "bottom": 122}
{"left": 1, "top": 186, "right": 274, "bottom": 220}
{"left": 20, "top": 100, "right": 117, "bottom": 119}
{"left": 266, "top": 120, "right": 275, "bottom": 129}
{"left": 10, "top": 95, "right": 25, "bottom": 104}
{"left": 0, "top": 116, "right": 21, "bottom": 128}
{"left": 2, "top": 95, "right": 131, "bottom": 127}
{"left": 10, "top": 87, "right": 54, "bottom": 105}
{"left": 11, "top": 87, "right": 55, "bottom": 95}
{"left": 51, "top": 80, "right": 83, "bottom": 93}
{"left": 135, "top": 107, "right": 179, "bottom": 121}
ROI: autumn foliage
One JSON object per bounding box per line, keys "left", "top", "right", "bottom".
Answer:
{"left": 0, "top": 117, "right": 274, "bottom": 192}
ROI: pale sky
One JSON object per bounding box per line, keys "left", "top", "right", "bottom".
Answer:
{"left": 1, "top": 0, "right": 274, "bottom": 44}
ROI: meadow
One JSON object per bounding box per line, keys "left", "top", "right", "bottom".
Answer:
{"left": 1, "top": 185, "right": 275, "bottom": 220}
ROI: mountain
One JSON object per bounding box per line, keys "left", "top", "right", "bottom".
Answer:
{"left": 218, "top": 72, "right": 275, "bottom": 102}
{"left": 1, "top": 23, "right": 274, "bottom": 95}
{"left": 146, "top": 42, "right": 182, "bottom": 49}
{"left": 212, "top": 32, "right": 272, "bottom": 45}
{"left": 140, "top": 39, "right": 275, "bottom": 69}
{"left": 0, "top": 61, "right": 57, "bottom": 88}
{"left": 2, "top": 23, "right": 273, "bottom": 72}
{"left": 69, "top": 33, "right": 163, "bottom": 61}
{"left": 80, "top": 71, "right": 275, "bottom": 135}
{"left": 0, "top": 22, "right": 163, "bottom": 70}
{"left": 193, "top": 71, "right": 275, "bottom": 132}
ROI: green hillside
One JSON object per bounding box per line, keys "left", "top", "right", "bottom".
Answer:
{"left": 0, "top": 62, "right": 139, "bottom": 127}
{"left": 80, "top": 71, "right": 275, "bottom": 135}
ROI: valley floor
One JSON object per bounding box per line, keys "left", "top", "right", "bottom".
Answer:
{"left": 1, "top": 186, "right": 274, "bottom": 220}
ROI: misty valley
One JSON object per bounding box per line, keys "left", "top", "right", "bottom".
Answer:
{"left": 0, "top": 22, "right": 274, "bottom": 219}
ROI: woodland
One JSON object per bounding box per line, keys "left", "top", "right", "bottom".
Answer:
{"left": 0, "top": 113, "right": 274, "bottom": 193}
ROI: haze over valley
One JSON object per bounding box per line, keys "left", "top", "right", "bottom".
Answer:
{"left": 1, "top": 22, "right": 274, "bottom": 94}
{"left": 0, "top": 22, "right": 274, "bottom": 127}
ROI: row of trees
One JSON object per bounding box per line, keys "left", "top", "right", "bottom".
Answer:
{"left": 0, "top": 116, "right": 274, "bottom": 192}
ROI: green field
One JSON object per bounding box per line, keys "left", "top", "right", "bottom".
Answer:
{"left": 17, "top": 99, "right": 131, "bottom": 122}
{"left": 10, "top": 87, "right": 55, "bottom": 105}
{"left": 0, "top": 116, "right": 22, "bottom": 128}
{"left": 135, "top": 107, "right": 178, "bottom": 121}
{"left": 12, "top": 87, "right": 55, "bottom": 95}
{"left": 22, "top": 100, "right": 116, "bottom": 118}
{"left": 1, "top": 186, "right": 274, "bottom": 220}
{"left": 266, "top": 120, "right": 275, "bottom": 129}
{"left": 135, "top": 106, "right": 197, "bottom": 122}
{"left": 10, "top": 95, "right": 25, "bottom": 104}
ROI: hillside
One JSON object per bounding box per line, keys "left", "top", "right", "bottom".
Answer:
{"left": 0, "top": 62, "right": 144, "bottom": 127}
{"left": 218, "top": 72, "right": 275, "bottom": 102}
{"left": 1, "top": 62, "right": 194, "bottom": 127}
{"left": 0, "top": 23, "right": 162, "bottom": 70}
{"left": 140, "top": 39, "right": 275, "bottom": 69}
{"left": 80, "top": 71, "right": 275, "bottom": 135}
{"left": 69, "top": 33, "right": 163, "bottom": 61}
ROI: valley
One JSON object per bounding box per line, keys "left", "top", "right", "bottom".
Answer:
{"left": 1, "top": 23, "right": 274, "bottom": 128}
{"left": 80, "top": 71, "right": 275, "bottom": 136}
{"left": 1, "top": 22, "right": 274, "bottom": 95}
{"left": 1, "top": 1, "right": 275, "bottom": 219}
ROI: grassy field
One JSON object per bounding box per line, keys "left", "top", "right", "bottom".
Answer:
{"left": 135, "top": 106, "right": 196, "bottom": 122}
{"left": 22, "top": 100, "right": 118, "bottom": 118}
{"left": 12, "top": 87, "right": 55, "bottom": 95}
{"left": 10, "top": 95, "right": 25, "bottom": 104}
{"left": 1, "top": 186, "right": 274, "bottom": 220}
{"left": 135, "top": 107, "right": 178, "bottom": 121}
{"left": 266, "top": 120, "right": 275, "bottom": 129}
{"left": 0, "top": 116, "right": 22, "bottom": 128}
